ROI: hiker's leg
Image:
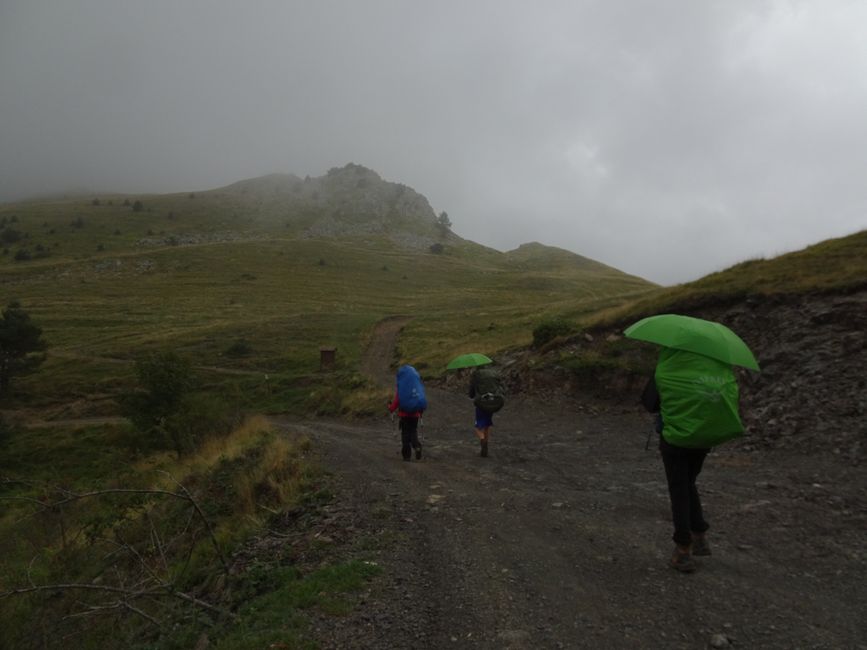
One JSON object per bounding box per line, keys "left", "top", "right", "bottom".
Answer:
{"left": 686, "top": 449, "right": 710, "bottom": 535}
{"left": 410, "top": 419, "right": 421, "bottom": 450}
{"left": 661, "top": 445, "right": 692, "bottom": 547}
{"left": 399, "top": 418, "right": 412, "bottom": 461}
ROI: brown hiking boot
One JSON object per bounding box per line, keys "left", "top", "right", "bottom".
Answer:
{"left": 691, "top": 533, "right": 711, "bottom": 556}
{"left": 670, "top": 545, "right": 696, "bottom": 573}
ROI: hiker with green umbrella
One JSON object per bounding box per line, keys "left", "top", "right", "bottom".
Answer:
{"left": 625, "top": 314, "right": 760, "bottom": 573}
{"left": 447, "top": 353, "right": 505, "bottom": 458}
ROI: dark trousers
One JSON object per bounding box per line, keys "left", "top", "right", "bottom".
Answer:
{"left": 399, "top": 417, "right": 421, "bottom": 460}
{"left": 660, "top": 438, "right": 710, "bottom": 547}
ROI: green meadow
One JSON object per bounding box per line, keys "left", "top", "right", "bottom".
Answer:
{"left": 0, "top": 186, "right": 654, "bottom": 416}
{"left": 0, "top": 177, "right": 655, "bottom": 648}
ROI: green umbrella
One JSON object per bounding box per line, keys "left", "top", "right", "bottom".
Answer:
{"left": 624, "top": 314, "right": 760, "bottom": 371}
{"left": 446, "top": 353, "right": 493, "bottom": 370}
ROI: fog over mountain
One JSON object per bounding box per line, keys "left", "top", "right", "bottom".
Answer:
{"left": 1, "top": 1, "right": 866, "bottom": 284}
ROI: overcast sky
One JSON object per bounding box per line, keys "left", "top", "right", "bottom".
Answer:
{"left": 2, "top": 1, "right": 866, "bottom": 284}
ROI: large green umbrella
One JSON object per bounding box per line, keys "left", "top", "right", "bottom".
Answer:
{"left": 446, "top": 353, "right": 493, "bottom": 370}
{"left": 624, "top": 314, "right": 760, "bottom": 371}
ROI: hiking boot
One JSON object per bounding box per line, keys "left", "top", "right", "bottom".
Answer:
{"left": 415, "top": 446, "right": 422, "bottom": 460}
{"left": 480, "top": 440, "right": 488, "bottom": 457}
{"left": 691, "top": 533, "right": 711, "bottom": 556}
{"left": 670, "top": 546, "right": 696, "bottom": 573}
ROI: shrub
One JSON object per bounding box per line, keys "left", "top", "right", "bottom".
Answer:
{"left": 160, "top": 393, "right": 240, "bottom": 455}
{"left": 132, "top": 200, "right": 143, "bottom": 212}
{"left": 429, "top": 243, "right": 444, "bottom": 254}
{"left": 124, "top": 351, "right": 194, "bottom": 441}
{"left": 1, "top": 228, "right": 21, "bottom": 244}
{"left": 0, "top": 301, "right": 46, "bottom": 394}
{"left": 532, "top": 318, "right": 576, "bottom": 348}
{"left": 226, "top": 339, "right": 253, "bottom": 357}
{"left": 13, "top": 249, "right": 31, "bottom": 261}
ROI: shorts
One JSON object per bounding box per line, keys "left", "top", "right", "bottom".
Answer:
{"left": 474, "top": 407, "right": 494, "bottom": 429}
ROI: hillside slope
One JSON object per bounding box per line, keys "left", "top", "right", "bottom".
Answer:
{"left": 518, "top": 229, "right": 867, "bottom": 463}
{"left": 0, "top": 164, "right": 655, "bottom": 419}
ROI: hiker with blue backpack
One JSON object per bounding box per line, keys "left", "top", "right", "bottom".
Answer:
{"left": 468, "top": 366, "right": 505, "bottom": 457}
{"left": 387, "top": 364, "right": 427, "bottom": 461}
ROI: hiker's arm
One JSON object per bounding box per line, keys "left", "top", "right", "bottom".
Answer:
{"left": 387, "top": 392, "right": 399, "bottom": 413}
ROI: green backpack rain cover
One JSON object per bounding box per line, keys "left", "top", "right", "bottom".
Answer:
{"left": 655, "top": 348, "right": 744, "bottom": 448}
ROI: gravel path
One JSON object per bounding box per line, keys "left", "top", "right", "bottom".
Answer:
{"left": 272, "top": 318, "right": 867, "bottom": 650}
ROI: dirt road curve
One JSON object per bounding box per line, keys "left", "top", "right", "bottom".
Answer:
{"left": 275, "top": 320, "right": 866, "bottom": 650}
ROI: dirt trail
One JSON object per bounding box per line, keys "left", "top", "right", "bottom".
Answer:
{"left": 274, "top": 318, "right": 867, "bottom": 649}
{"left": 359, "top": 316, "right": 412, "bottom": 386}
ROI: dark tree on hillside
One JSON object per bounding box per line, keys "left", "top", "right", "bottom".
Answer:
{"left": 1, "top": 228, "right": 21, "bottom": 244}
{"left": 436, "top": 211, "right": 452, "bottom": 237}
{"left": 0, "top": 301, "right": 46, "bottom": 395}
{"left": 132, "top": 200, "right": 144, "bottom": 212}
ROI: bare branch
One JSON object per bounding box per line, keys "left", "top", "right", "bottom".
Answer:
{"left": 145, "top": 508, "right": 169, "bottom": 573}
{"left": 1, "top": 582, "right": 235, "bottom": 621}
{"left": 50, "top": 488, "right": 189, "bottom": 508}
{"left": 0, "top": 583, "right": 159, "bottom": 599}
{"left": 0, "top": 495, "right": 48, "bottom": 507}
{"left": 166, "top": 588, "right": 237, "bottom": 621}
{"left": 121, "top": 601, "right": 162, "bottom": 628}
{"left": 62, "top": 600, "right": 162, "bottom": 628}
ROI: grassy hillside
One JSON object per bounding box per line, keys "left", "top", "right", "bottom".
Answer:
{"left": 526, "top": 228, "right": 867, "bottom": 402}
{"left": 590, "top": 228, "right": 867, "bottom": 329}
{"left": 0, "top": 166, "right": 654, "bottom": 418}
{"left": 0, "top": 166, "right": 659, "bottom": 647}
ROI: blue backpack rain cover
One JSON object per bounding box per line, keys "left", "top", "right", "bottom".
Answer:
{"left": 396, "top": 364, "right": 427, "bottom": 412}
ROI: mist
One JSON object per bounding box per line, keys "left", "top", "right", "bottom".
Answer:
{"left": 2, "top": 0, "right": 866, "bottom": 284}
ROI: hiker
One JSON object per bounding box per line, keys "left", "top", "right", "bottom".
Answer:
{"left": 468, "top": 366, "right": 505, "bottom": 457}
{"left": 387, "top": 364, "right": 427, "bottom": 461}
{"left": 642, "top": 348, "right": 745, "bottom": 573}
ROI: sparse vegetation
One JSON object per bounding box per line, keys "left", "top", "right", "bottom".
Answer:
{"left": 532, "top": 317, "right": 576, "bottom": 348}
{"left": 0, "top": 416, "right": 357, "bottom": 649}
{"left": 1, "top": 228, "right": 21, "bottom": 244}
{"left": 436, "top": 210, "right": 451, "bottom": 237}
{"left": 226, "top": 338, "right": 253, "bottom": 357}
{"left": 0, "top": 301, "right": 46, "bottom": 395}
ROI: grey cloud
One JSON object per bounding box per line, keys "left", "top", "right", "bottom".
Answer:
{"left": 1, "top": 0, "right": 865, "bottom": 284}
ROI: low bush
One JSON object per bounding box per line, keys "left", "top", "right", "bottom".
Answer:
{"left": 532, "top": 318, "right": 576, "bottom": 347}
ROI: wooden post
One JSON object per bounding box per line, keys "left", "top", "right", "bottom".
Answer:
{"left": 320, "top": 347, "right": 336, "bottom": 371}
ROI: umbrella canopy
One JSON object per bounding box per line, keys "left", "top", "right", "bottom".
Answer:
{"left": 624, "top": 314, "right": 760, "bottom": 371}
{"left": 446, "top": 353, "right": 493, "bottom": 370}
